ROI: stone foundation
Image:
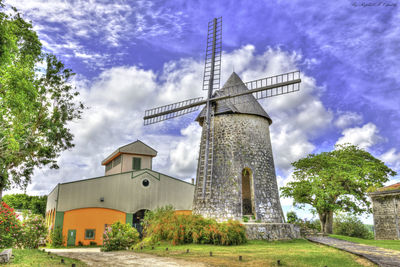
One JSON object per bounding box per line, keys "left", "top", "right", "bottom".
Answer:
{"left": 245, "top": 223, "right": 301, "bottom": 240}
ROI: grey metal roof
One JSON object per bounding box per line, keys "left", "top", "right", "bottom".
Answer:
{"left": 196, "top": 72, "right": 272, "bottom": 125}
{"left": 101, "top": 140, "right": 157, "bottom": 165}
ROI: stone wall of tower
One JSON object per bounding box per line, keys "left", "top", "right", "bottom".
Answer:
{"left": 193, "top": 113, "right": 285, "bottom": 223}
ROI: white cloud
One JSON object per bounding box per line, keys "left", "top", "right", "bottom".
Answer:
{"left": 6, "top": 0, "right": 187, "bottom": 66}
{"left": 380, "top": 148, "right": 400, "bottom": 170}
{"left": 169, "top": 123, "right": 202, "bottom": 177}
{"left": 4, "top": 46, "right": 332, "bottom": 196}
{"left": 334, "top": 111, "right": 363, "bottom": 129}
{"left": 336, "top": 122, "right": 383, "bottom": 150}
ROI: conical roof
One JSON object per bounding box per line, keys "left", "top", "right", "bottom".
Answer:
{"left": 196, "top": 72, "right": 272, "bottom": 125}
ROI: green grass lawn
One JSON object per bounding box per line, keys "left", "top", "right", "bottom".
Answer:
{"left": 132, "top": 239, "right": 375, "bottom": 267}
{"left": 330, "top": 234, "right": 400, "bottom": 251}
{"left": 6, "top": 249, "right": 87, "bottom": 266}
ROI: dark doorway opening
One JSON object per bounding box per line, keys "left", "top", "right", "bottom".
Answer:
{"left": 242, "top": 168, "right": 254, "bottom": 216}
{"left": 132, "top": 209, "right": 149, "bottom": 237}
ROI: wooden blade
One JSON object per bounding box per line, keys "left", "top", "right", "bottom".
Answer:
{"left": 143, "top": 97, "right": 204, "bottom": 125}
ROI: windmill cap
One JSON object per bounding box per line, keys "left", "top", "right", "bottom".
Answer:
{"left": 196, "top": 72, "right": 272, "bottom": 125}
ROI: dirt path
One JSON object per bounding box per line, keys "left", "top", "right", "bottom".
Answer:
{"left": 44, "top": 248, "right": 206, "bottom": 267}
{"left": 307, "top": 236, "right": 400, "bottom": 267}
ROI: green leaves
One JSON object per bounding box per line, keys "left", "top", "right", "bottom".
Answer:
{"left": 0, "top": 3, "right": 85, "bottom": 195}
{"left": 281, "top": 144, "right": 396, "bottom": 233}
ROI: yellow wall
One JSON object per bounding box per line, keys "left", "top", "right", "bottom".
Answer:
{"left": 63, "top": 207, "right": 125, "bottom": 246}
{"left": 45, "top": 209, "right": 56, "bottom": 229}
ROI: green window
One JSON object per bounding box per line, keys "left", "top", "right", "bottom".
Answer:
{"left": 113, "top": 155, "right": 121, "bottom": 166}
{"left": 132, "top": 157, "right": 141, "bottom": 171}
{"left": 105, "top": 162, "right": 112, "bottom": 171}
{"left": 85, "top": 229, "right": 95, "bottom": 240}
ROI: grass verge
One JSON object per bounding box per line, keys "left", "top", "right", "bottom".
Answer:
{"left": 6, "top": 249, "right": 87, "bottom": 266}
{"left": 330, "top": 234, "right": 400, "bottom": 251}
{"left": 132, "top": 239, "right": 375, "bottom": 267}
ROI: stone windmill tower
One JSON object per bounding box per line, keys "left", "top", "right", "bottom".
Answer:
{"left": 143, "top": 17, "right": 301, "bottom": 223}
{"left": 193, "top": 72, "right": 284, "bottom": 222}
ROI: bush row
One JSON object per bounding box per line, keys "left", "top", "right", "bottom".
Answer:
{"left": 140, "top": 206, "right": 247, "bottom": 246}
{"left": 286, "top": 211, "right": 374, "bottom": 239}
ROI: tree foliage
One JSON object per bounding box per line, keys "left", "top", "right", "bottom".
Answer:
{"left": 3, "top": 193, "right": 47, "bottom": 216}
{"left": 333, "top": 214, "right": 373, "bottom": 239}
{"left": 281, "top": 144, "right": 396, "bottom": 234}
{"left": 0, "top": 2, "right": 84, "bottom": 199}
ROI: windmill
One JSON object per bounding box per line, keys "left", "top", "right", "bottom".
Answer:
{"left": 143, "top": 18, "right": 301, "bottom": 222}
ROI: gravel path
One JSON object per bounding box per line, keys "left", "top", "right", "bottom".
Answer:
{"left": 44, "top": 248, "right": 206, "bottom": 267}
{"left": 307, "top": 236, "right": 400, "bottom": 267}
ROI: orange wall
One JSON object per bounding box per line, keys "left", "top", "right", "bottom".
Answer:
{"left": 174, "top": 210, "right": 192, "bottom": 215}
{"left": 63, "top": 207, "right": 125, "bottom": 246}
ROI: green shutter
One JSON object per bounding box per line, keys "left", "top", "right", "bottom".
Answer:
{"left": 132, "top": 157, "right": 141, "bottom": 170}
{"left": 126, "top": 213, "right": 133, "bottom": 226}
{"left": 54, "top": 211, "right": 64, "bottom": 230}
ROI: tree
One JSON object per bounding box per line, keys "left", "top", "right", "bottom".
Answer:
{"left": 0, "top": 2, "right": 84, "bottom": 200}
{"left": 281, "top": 144, "right": 396, "bottom": 234}
{"left": 3, "top": 193, "right": 47, "bottom": 216}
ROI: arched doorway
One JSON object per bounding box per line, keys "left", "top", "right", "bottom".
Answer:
{"left": 132, "top": 209, "right": 149, "bottom": 237}
{"left": 242, "top": 168, "right": 255, "bottom": 216}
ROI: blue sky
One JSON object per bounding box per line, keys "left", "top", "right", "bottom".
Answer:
{"left": 4, "top": 0, "right": 400, "bottom": 223}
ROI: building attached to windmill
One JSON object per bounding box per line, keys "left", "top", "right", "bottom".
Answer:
{"left": 45, "top": 140, "right": 194, "bottom": 246}
{"left": 369, "top": 182, "right": 400, "bottom": 240}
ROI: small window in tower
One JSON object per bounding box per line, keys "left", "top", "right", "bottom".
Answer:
{"left": 85, "top": 229, "right": 95, "bottom": 240}
{"left": 132, "top": 157, "right": 141, "bottom": 171}
{"left": 105, "top": 162, "right": 112, "bottom": 171}
{"left": 142, "top": 179, "right": 149, "bottom": 187}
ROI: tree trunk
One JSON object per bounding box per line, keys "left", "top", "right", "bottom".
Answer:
{"left": 319, "top": 211, "right": 334, "bottom": 234}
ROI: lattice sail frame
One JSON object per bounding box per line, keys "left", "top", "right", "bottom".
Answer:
{"left": 143, "top": 70, "right": 301, "bottom": 125}
{"left": 202, "top": 17, "right": 222, "bottom": 92}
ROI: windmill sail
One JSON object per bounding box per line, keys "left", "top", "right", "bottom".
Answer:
{"left": 202, "top": 17, "right": 222, "bottom": 92}
{"left": 143, "top": 97, "right": 203, "bottom": 125}
{"left": 143, "top": 70, "right": 301, "bottom": 125}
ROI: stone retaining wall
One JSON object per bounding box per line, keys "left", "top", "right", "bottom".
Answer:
{"left": 245, "top": 223, "right": 301, "bottom": 240}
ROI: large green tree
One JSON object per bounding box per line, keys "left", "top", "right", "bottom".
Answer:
{"left": 3, "top": 193, "right": 47, "bottom": 216}
{"left": 0, "top": 2, "right": 84, "bottom": 200}
{"left": 281, "top": 144, "right": 396, "bottom": 234}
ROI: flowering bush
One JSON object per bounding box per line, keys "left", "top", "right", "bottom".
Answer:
{"left": 0, "top": 201, "right": 21, "bottom": 248}
{"left": 18, "top": 214, "right": 47, "bottom": 248}
{"left": 102, "top": 221, "right": 140, "bottom": 251}
{"left": 141, "top": 206, "right": 247, "bottom": 246}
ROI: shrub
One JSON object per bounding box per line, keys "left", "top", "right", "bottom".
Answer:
{"left": 141, "top": 206, "right": 247, "bottom": 246}
{"left": 333, "top": 214, "right": 373, "bottom": 239}
{"left": 0, "top": 201, "right": 21, "bottom": 248}
{"left": 286, "top": 211, "right": 301, "bottom": 224}
{"left": 50, "top": 226, "right": 64, "bottom": 247}
{"left": 18, "top": 214, "right": 47, "bottom": 248}
{"left": 19, "top": 214, "right": 47, "bottom": 248}
{"left": 286, "top": 211, "right": 321, "bottom": 232}
{"left": 102, "top": 221, "right": 140, "bottom": 251}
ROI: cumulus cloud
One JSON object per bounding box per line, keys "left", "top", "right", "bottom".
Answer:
{"left": 334, "top": 111, "right": 363, "bottom": 129}
{"left": 5, "top": 46, "right": 332, "bottom": 196}
{"left": 169, "top": 123, "right": 202, "bottom": 177}
{"left": 336, "top": 122, "right": 383, "bottom": 149}
{"left": 380, "top": 148, "right": 400, "bottom": 170}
